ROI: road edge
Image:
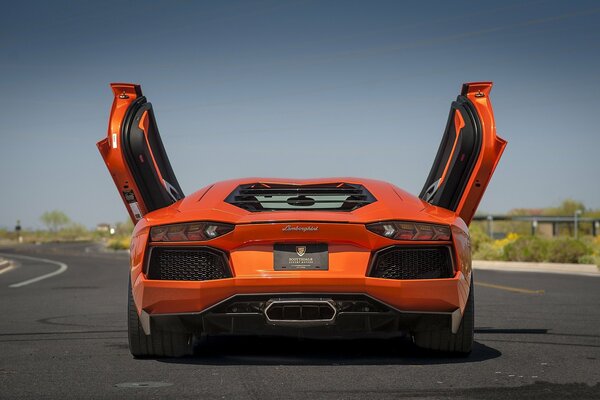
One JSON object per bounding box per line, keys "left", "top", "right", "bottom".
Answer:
{"left": 0, "top": 253, "right": 69, "bottom": 287}
{"left": 0, "top": 257, "right": 14, "bottom": 274}
{"left": 473, "top": 259, "right": 600, "bottom": 277}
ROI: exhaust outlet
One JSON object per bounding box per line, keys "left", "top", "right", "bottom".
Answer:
{"left": 264, "top": 299, "right": 337, "bottom": 326}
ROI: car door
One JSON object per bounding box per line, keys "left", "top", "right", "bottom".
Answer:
{"left": 97, "top": 83, "right": 184, "bottom": 223}
{"left": 420, "top": 82, "right": 507, "bottom": 225}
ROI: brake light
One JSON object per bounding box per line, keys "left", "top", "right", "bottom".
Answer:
{"left": 150, "top": 222, "right": 234, "bottom": 242}
{"left": 366, "top": 221, "right": 451, "bottom": 241}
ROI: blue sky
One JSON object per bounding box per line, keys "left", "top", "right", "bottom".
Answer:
{"left": 0, "top": 0, "right": 599, "bottom": 228}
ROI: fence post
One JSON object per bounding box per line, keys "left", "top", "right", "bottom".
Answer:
{"left": 487, "top": 215, "right": 494, "bottom": 238}
{"left": 574, "top": 210, "right": 582, "bottom": 239}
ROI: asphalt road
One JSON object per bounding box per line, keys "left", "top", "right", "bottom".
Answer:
{"left": 0, "top": 242, "right": 599, "bottom": 399}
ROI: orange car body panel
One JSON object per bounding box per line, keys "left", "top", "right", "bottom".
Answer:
{"left": 97, "top": 81, "right": 504, "bottom": 329}
{"left": 126, "top": 179, "right": 472, "bottom": 318}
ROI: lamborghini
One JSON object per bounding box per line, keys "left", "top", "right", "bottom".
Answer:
{"left": 97, "top": 82, "right": 506, "bottom": 357}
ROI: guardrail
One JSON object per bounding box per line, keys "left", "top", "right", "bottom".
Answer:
{"left": 472, "top": 215, "right": 600, "bottom": 237}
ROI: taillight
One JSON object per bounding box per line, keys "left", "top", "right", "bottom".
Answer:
{"left": 150, "top": 222, "right": 234, "bottom": 242}
{"left": 366, "top": 221, "right": 451, "bottom": 241}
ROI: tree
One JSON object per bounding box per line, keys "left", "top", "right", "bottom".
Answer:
{"left": 546, "top": 199, "right": 586, "bottom": 216}
{"left": 115, "top": 218, "right": 135, "bottom": 235}
{"left": 40, "top": 210, "right": 71, "bottom": 232}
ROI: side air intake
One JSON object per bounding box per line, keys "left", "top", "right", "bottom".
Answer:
{"left": 369, "top": 246, "right": 454, "bottom": 280}
{"left": 146, "top": 247, "right": 231, "bottom": 281}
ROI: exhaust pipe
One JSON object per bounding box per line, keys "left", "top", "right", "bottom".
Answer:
{"left": 264, "top": 298, "right": 337, "bottom": 326}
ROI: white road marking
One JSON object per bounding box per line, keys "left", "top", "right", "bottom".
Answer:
{"left": 0, "top": 263, "right": 15, "bottom": 275}
{"left": 0, "top": 253, "right": 68, "bottom": 288}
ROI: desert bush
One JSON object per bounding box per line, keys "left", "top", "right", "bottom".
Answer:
{"left": 114, "top": 219, "right": 135, "bottom": 236}
{"left": 473, "top": 242, "right": 504, "bottom": 260}
{"left": 469, "top": 224, "right": 491, "bottom": 254}
{"left": 593, "top": 236, "right": 600, "bottom": 252}
{"left": 578, "top": 254, "right": 600, "bottom": 266}
{"left": 107, "top": 236, "right": 131, "bottom": 250}
{"left": 502, "top": 235, "right": 549, "bottom": 262}
{"left": 59, "top": 223, "right": 93, "bottom": 241}
{"left": 0, "top": 228, "right": 12, "bottom": 240}
{"left": 473, "top": 232, "right": 519, "bottom": 260}
{"left": 546, "top": 238, "right": 591, "bottom": 263}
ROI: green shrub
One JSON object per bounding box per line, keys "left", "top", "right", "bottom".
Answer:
{"left": 107, "top": 236, "right": 131, "bottom": 250}
{"left": 502, "top": 235, "right": 549, "bottom": 262}
{"left": 59, "top": 223, "right": 93, "bottom": 241}
{"left": 591, "top": 236, "right": 600, "bottom": 256}
{"left": 578, "top": 254, "right": 600, "bottom": 266}
{"left": 498, "top": 235, "right": 593, "bottom": 264}
{"left": 473, "top": 241, "right": 504, "bottom": 260}
{"left": 469, "top": 224, "right": 491, "bottom": 254}
{"left": 546, "top": 238, "right": 591, "bottom": 263}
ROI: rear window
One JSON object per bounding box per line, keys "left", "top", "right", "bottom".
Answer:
{"left": 225, "top": 182, "right": 376, "bottom": 212}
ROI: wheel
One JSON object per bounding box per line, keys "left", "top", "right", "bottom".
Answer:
{"left": 127, "top": 278, "right": 193, "bottom": 358}
{"left": 412, "top": 276, "right": 474, "bottom": 355}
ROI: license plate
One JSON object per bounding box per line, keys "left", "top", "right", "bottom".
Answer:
{"left": 273, "top": 244, "right": 328, "bottom": 270}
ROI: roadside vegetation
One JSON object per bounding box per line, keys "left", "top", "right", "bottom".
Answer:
{"left": 0, "top": 210, "right": 133, "bottom": 251}
{"left": 472, "top": 200, "right": 600, "bottom": 266}
{"left": 1, "top": 200, "right": 599, "bottom": 264}
{"left": 105, "top": 225, "right": 133, "bottom": 251}
{"left": 471, "top": 226, "right": 600, "bottom": 266}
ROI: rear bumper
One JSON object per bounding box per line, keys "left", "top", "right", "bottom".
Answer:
{"left": 132, "top": 272, "right": 470, "bottom": 336}
{"left": 142, "top": 293, "right": 462, "bottom": 338}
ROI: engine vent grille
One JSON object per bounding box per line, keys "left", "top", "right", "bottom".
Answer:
{"left": 369, "top": 246, "right": 454, "bottom": 280}
{"left": 147, "top": 247, "right": 231, "bottom": 281}
{"left": 225, "top": 182, "right": 376, "bottom": 212}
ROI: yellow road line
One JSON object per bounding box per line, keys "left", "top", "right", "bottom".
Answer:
{"left": 475, "top": 281, "right": 545, "bottom": 294}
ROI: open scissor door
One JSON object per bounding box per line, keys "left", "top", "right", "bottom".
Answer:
{"left": 97, "top": 83, "right": 184, "bottom": 223}
{"left": 420, "top": 82, "right": 507, "bottom": 225}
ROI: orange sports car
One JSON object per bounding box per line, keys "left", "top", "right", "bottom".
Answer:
{"left": 97, "top": 82, "right": 506, "bottom": 357}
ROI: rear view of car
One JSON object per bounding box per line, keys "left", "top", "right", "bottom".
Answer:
{"left": 97, "top": 82, "right": 506, "bottom": 357}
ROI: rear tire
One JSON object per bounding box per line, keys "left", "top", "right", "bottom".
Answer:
{"left": 412, "top": 277, "right": 474, "bottom": 355}
{"left": 127, "top": 278, "right": 193, "bottom": 358}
